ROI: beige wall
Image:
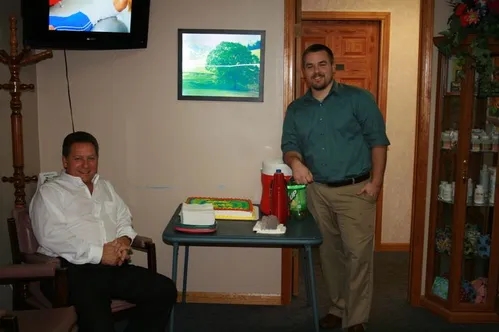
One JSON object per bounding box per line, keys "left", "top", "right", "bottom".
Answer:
{"left": 36, "top": 0, "right": 284, "bottom": 294}
{"left": 302, "top": 0, "right": 421, "bottom": 243}
{"left": 0, "top": 3, "right": 40, "bottom": 266}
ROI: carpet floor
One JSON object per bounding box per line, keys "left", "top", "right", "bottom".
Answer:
{"left": 168, "top": 251, "right": 499, "bottom": 331}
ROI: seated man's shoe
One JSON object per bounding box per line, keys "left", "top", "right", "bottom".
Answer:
{"left": 347, "top": 324, "right": 365, "bottom": 332}
{"left": 319, "top": 314, "right": 342, "bottom": 329}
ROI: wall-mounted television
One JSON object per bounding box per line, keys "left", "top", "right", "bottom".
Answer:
{"left": 21, "top": 0, "right": 151, "bottom": 50}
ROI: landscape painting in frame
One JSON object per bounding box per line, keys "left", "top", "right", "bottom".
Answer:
{"left": 178, "top": 29, "right": 266, "bottom": 102}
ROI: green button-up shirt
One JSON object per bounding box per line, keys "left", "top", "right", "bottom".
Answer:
{"left": 281, "top": 81, "right": 390, "bottom": 183}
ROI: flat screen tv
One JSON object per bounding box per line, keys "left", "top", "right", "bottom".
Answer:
{"left": 21, "top": 0, "right": 151, "bottom": 50}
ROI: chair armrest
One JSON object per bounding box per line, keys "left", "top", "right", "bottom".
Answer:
{"left": 131, "top": 235, "right": 157, "bottom": 274}
{"left": 0, "top": 264, "right": 57, "bottom": 285}
{"left": 21, "top": 253, "right": 61, "bottom": 266}
{"left": 131, "top": 235, "right": 153, "bottom": 250}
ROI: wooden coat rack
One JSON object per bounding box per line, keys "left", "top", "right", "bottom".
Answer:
{"left": 0, "top": 16, "right": 52, "bottom": 208}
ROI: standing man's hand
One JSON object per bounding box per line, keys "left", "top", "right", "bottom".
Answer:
{"left": 291, "top": 160, "right": 314, "bottom": 184}
{"left": 357, "top": 181, "right": 382, "bottom": 200}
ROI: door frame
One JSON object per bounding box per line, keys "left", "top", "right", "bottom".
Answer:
{"left": 407, "top": 0, "right": 434, "bottom": 306}
{"left": 281, "top": 2, "right": 392, "bottom": 304}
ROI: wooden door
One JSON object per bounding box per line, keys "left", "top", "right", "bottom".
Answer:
{"left": 298, "top": 20, "right": 381, "bottom": 101}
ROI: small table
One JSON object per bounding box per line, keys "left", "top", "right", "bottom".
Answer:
{"left": 162, "top": 204, "right": 323, "bottom": 332}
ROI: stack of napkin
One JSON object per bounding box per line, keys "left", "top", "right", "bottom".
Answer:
{"left": 252, "top": 215, "right": 287, "bottom": 234}
{"left": 180, "top": 203, "right": 216, "bottom": 226}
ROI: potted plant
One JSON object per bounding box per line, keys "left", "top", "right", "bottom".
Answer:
{"left": 437, "top": 0, "right": 499, "bottom": 97}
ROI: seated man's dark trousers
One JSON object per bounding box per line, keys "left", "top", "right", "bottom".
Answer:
{"left": 49, "top": 260, "right": 177, "bottom": 332}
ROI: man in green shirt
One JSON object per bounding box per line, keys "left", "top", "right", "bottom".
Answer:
{"left": 281, "top": 44, "right": 390, "bottom": 332}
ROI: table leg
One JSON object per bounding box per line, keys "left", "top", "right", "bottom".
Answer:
{"left": 169, "top": 243, "right": 180, "bottom": 332}
{"left": 304, "top": 245, "right": 319, "bottom": 332}
{"left": 301, "top": 247, "right": 311, "bottom": 307}
{"left": 182, "top": 246, "right": 189, "bottom": 304}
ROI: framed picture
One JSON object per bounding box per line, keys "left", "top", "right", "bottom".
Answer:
{"left": 178, "top": 29, "right": 266, "bottom": 102}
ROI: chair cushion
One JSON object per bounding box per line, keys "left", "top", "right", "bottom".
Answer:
{"left": 12, "top": 307, "right": 77, "bottom": 332}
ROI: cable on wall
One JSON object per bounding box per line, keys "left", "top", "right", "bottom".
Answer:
{"left": 63, "top": 49, "right": 75, "bottom": 133}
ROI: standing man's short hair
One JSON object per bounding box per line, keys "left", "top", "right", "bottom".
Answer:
{"left": 302, "top": 44, "right": 335, "bottom": 67}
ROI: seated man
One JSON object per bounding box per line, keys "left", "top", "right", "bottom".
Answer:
{"left": 30, "top": 131, "right": 177, "bottom": 332}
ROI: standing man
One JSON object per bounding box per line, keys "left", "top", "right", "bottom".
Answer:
{"left": 281, "top": 44, "right": 389, "bottom": 332}
{"left": 30, "top": 131, "right": 177, "bottom": 332}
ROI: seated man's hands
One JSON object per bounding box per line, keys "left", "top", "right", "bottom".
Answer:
{"left": 100, "top": 238, "right": 132, "bottom": 266}
{"left": 115, "top": 236, "right": 133, "bottom": 263}
{"left": 115, "top": 235, "right": 131, "bottom": 247}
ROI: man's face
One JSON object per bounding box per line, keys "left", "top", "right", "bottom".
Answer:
{"left": 62, "top": 142, "right": 98, "bottom": 185}
{"left": 302, "top": 50, "right": 334, "bottom": 91}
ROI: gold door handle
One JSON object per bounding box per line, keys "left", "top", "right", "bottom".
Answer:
{"left": 462, "top": 159, "right": 468, "bottom": 182}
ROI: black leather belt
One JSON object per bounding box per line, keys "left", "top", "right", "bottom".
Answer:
{"left": 325, "top": 172, "right": 370, "bottom": 188}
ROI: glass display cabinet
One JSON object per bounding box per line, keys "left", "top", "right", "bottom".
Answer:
{"left": 423, "top": 36, "right": 499, "bottom": 322}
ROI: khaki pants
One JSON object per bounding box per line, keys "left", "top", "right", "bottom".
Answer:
{"left": 307, "top": 180, "right": 376, "bottom": 328}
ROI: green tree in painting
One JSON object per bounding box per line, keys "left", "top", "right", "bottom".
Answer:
{"left": 205, "top": 41, "right": 260, "bottom": 91}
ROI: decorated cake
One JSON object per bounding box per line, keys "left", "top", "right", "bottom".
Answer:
{"left": 184, "top": 197, "right": 258, "bottom": 220}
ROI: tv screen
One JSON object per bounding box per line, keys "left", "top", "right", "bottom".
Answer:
{"left": 22, "top": 0, "right": 151, "bottom": 50}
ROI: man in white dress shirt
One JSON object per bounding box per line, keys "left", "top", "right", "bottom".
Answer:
{"left": 30, "top": 131, "right": 177, "bottom": 332}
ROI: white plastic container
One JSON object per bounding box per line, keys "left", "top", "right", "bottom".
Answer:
{"left": 474, "top": 185, "right": 485, "bottom": 205}
{"left": 262, "top": 159, "right": 292, "bottom": 176}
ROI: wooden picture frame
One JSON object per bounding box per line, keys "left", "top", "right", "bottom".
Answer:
{"left": 177, "top": 29, "right": 266, "bottom": 102}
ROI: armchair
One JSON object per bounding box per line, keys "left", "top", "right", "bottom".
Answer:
{"left": 7, "top": 207, "right": 158, "bottom": 320}
{"left": 0, "top": 264, "right": 77, "bottom": 332}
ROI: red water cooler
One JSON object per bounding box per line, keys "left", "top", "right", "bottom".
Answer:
{"left": 260, "top": 159, "right": 292, "bottom": 215}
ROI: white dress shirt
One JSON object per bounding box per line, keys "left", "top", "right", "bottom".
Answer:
{"left": 29, "top": 172, "right": 137, "bottom": 265}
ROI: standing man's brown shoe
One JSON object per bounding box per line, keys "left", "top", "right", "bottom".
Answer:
{"left": 319, "top": 314, "right": 342, "bottom": 329}
{"left": 347, "top": 324, "right": 365, "bottom": 331}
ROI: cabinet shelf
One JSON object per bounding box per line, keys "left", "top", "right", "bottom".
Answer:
{"left": 438, "top": 197, "right": 494, "bottom": 207}
{"left": 441, "top": 148, "right": 498, "bottom": 154}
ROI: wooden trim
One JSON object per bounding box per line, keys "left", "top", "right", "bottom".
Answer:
{"left": 302, "top": 11, "right": 390, "bottom": 21}
{"left": 292, "top": 248, "right": 300, "bottom": 296}
{"left": 177, "top": 292, "right": 281, "bottom": 305}
{"left": 375, "top": 14, "right": 390, "bottom": 252}
{"left": 422, "top": 53, "right": 445, "bottom": 305}
{"left": 420, "top": 297, "right": 499, "bottom": 323}
{"left": 281, "top": 0, "right": 300, "bottom": 306}
{"left": 408, "top": 0, "right": 435, "bottom": 306}
{"left": 300, "top": 11, "right": 390, "bottom": 252}
{"left": 378, "top": 242, "right": 410, "bottom": 252}
{"left": 281, "top": 248, "right": 293, "bottom": 304}
{"left": 283, "top": 0, "right": 297, "bottom": 114}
